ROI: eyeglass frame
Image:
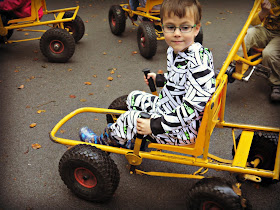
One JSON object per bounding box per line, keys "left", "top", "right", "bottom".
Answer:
{"left": 162, "top": 24, "right": 197, "bottom": 33}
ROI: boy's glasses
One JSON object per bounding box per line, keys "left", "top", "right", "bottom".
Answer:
{"left": 162, "top": 24, "right": 197, "bottom": 33}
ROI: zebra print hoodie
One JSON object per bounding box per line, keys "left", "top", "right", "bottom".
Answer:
{"left": 150, "top": 42, "right": 216, "bottom": 142}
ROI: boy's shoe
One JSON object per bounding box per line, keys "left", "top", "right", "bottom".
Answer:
{"left": 79, "top": 126, "right": 99, "bottom": 144}
{"left": 100, "top": 123, "right": 120, "bottom": 146}
{"left": 270, "top": 86, "right": 280, "bottom": 102}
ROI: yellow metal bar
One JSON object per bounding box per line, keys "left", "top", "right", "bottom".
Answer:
{"left": 217, "top": 121, "right": 280, "bottom": 132}
{"left": 17, "top": 28, "right": 46, "bottom": 32}
{"left": 207, "top": 153, "right": 233, "bottom": 164}
{"left": 232, "top": 131, "right": 254, "bottom": 167}
{"left": 7, "top": 37, "right": 41, "bottom": 43}
{"left": 43, "top": 7, "right": 79, "bottom": 15}
{"left": 135, "top": 169, "right": 205, "bottom": 179}
{"left": 216, "top": 0, "right": 262, "bottom": 86}
{"left": 273, "top": 134, "right": 280, "bottom": 180}
{"left": 6, "top": 18, "right": 76, "bottom": 30}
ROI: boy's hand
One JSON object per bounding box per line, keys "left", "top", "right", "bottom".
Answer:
{"left": 259, "top": 0, "right": 271, "bottom": 21}
{"left": 144, "top": 73, "right": 156, "bottom": 86}
{"left": 136, "top": 118, "right": 152, "bottom": 135}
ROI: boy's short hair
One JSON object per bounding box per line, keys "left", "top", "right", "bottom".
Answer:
{"left": 160, "top": 0, "right": 202, "bottom": 24}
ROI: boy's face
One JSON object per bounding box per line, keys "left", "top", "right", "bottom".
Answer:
{"left": 162, "top": 11, "right": 201, "bottom": 54}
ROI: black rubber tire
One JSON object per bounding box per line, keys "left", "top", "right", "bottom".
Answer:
{"left": 0, "top": 14, "right": 14, "bottom": 43}
{"left": 63, "top": 12, "right": 85, "bottom": 43}
{"left": 108, "top": 5, "right": 126, "bottom": 35}
{"left": 232, "top": 132, "right": 279, "bottom": 185}
{"left": 137, "top": 21, "right": 157, "bottom": 59}
{"left": 40, "top": 28, "right": 75, "bottom": 63}
{"left": 59, "top": 144, "right": 120, "bottom": 202}
{"left": 187, "top": 177, "right": 250, "bottom": 210}
{"left": 106, "top": 95, "right": 128, "bottom": 124}
{"left": 195, "top": 26, "right": 203, "bottom": 45}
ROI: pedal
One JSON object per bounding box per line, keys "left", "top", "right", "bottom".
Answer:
{"left": 254, "top": 64, "right": 271, "bottom": 79}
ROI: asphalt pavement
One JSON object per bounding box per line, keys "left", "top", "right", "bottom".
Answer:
{"left": 0, "top": 0, "right": 279, "bottom": 209}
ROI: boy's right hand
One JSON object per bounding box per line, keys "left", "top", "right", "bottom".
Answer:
{"left": 144, "top": 72, "right": 156, "bottom": 86}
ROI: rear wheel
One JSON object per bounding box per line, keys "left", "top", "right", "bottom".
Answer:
{"left": 109, "top": 5, "right": 126, "bottom": 35}
{"left": 232, "top": 132, "right": 279, "bottom": 185}
{"left": 63, "top": 12, "right": 85, "bottom": 43}
{"left": 59, "top": 144, "right": 120, "bottom": 202}
{"left": 187, "top": 177, "right": 251, "bottom": 210}
{"left": 40, "top": 28, "right": 75, "bottom": 63}
{"left": 137, "top": 21, "right": 157, "bottom": 59}
{"left": 106, "top": 95, "right": 128, "bottom": 124}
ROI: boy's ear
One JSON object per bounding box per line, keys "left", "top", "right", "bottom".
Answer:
{"left": 194, "top": 23, "right": 201, "bottom": 37}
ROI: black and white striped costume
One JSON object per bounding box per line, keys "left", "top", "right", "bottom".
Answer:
{"left": 110, "top": 42, "right": 215, "bottom": 146}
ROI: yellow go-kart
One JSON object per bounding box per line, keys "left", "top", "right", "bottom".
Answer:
{"left": 50, "top": 0, "right": 279, "bottom": 208}
{"left": 108, "top": 0, "right": 203, "bottom": 59}
{"left": 0, "top": 0, "right": 85, "bottom": 62}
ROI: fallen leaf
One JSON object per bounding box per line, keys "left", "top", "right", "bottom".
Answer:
{"left": 205, "top": 21, "right": 212, "bottom": 26}
{"left": 227, "top": 43, "right": 232, "bottom": 46}
{"left": 32, "top": 143, "right": 41, "bottom": 149}
{"left": 26, "top": 106, "right": 31, "bottom": 108}
{"left": 85, "top": 20, "right": 89, "bottom": 23}
{"left": 221, "top": 18, "right": 226, "bottom": 20}
{"left": 89, "top": 4, "right": 92, "bottom": 7}
{"left": 132, "top": 51, "right": 138, "bottom": 54}
{"left": 18, "top": 85, "right": 24, "bottom": 89}
{"left": 42, "top": 65, "right": 47, "bottom": 68}
{"left": 25, "top": 33, "right": 29, "bottom": 36}
{"left": 107, "top": 76, "right": 113, "bottom": 81}
{"left": 14, "top": 70, "right": 20, "bottom": 72}
{"left": 118, "top": 40, "right": 122, "bottom": 43}
{"left": 103, "top": 52, "right": 107, "bottom": 55}
{"left": 68, "top": 68, "right": 72, "bottom": 71}
{"left": 80, "top": 99, "right": 87, "bottom": 102}
{"left": 110, "top": 70, "right": 115, "bottom": 74}
{"left": 106, "top": 85, "right": 110, "bottom": 87}
{"left": 69, "top": 94, "right": 76, "bottom": 98}
{"left": 37, "top": 110, "right": 46, "bottom": 114}
{"left": 24, "top": 147, "right": 29, "bottom": 154}
{"left": 94, "top": 118, "right": 99, "bottom": 121}
{"left": 88, "top": 93, "right": 94, "bottom": 95}
{"left": 29, "top": 123, "right": 37, "bottom": 128}
{"left": 117, "top": 75, "right": 121, "bottom": 78}
{"left": 93, "top": 74, "right": 97, "bottom": 78}
{"left": 84, "top": 82, "right": 92, "bottom": 85}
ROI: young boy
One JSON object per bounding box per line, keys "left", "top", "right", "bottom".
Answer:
{"left": 80, "top": 0, "right": 215, "bottom": 147}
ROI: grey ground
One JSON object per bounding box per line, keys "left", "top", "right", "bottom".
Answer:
{"left": 0, "top": 0, "right": 279, "bottom": 209}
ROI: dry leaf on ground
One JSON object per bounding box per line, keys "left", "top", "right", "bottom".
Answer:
{"left": 69, "top": 95, "right": 76, "bottom": 98}
{"left": 84, "top": 82, "right": 92, "bottom": 85}
{"left": 107, "top": 77, "right": 113, "bottom": 81}
{"left": 30, "top": 123, "right": 37, "bottom": 128}
{"left": 37, "top": 110, "right": 46, "bottom": 114}
{"left": 18, "top": 85, "right": 24, "bottom": 89}
{"left": 205, "top": 21, "right": 212, "bottom": 26}
{"left": 32, "top": 143, "right": 41, "bottom": 149}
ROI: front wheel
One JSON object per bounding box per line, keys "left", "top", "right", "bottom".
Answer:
{"left": 40, "top": 28, "right": 75, "bottom": 63}
{"left": 187, "top": 177, "right": 251, "bottom": 210}
{"left": 106, "top": 95, "right": 128, "bottom": 124}
{"left": 137, "top": 21, "right": 157, "bottom": 59}
{"left": 109, "top": 5, "right": 126, "bottom": 35}
{"left": 59, "top": 144, "right": 120, "bottom": 202}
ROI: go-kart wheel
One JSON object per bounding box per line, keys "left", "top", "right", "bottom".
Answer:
{"left": 187, "top": 177, "right": 251, "bottom": 210}
{"left": 106, "top": 95, "right": 128, "bottom": 124}
{"left": 137, "top": 21, "right": 157, "bottom": 59}
{"left": 0, "top": 14, "right": 14, "bottom": 43}
{"left": 195, "top": 26, "right": 203, "bottom": 45}
{"left": 232, "top": 132, "right": 279, "bottom": 185}
{"left": 40, "top": 28, "right": 75, "bottom": 63}
{"left": 59, "top": 144, "right": 120, "bottom": 202}
{"left": 63, "top": 12, "right": 85, "bottom": 43}
{"left": 109, "top": 5, "right": 126, "bottom": 35}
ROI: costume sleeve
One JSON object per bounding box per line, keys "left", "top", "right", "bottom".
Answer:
{"left": 155, "top": 73, "right": 166, "bottom": 87}
{"left": 151, "top": 48, "right": 216, "bottom": 135}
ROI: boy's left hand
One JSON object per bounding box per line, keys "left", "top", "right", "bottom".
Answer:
{"left": 136, "top": 118, "right": 152, "bottom": 135}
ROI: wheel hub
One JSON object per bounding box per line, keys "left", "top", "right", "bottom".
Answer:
{"left": 74, "top": 167, "right": 97, "bottom": 188}
{"left": 50, "top": 40, "right": 64, "bottom": 54}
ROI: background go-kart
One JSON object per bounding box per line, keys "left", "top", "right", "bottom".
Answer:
{"left": 0, "top": 0, "right": 279, "bottom": 209}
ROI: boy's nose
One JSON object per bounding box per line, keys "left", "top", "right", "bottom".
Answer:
{"left": 173, "top": 27, "right": 181, "bottom": 35}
